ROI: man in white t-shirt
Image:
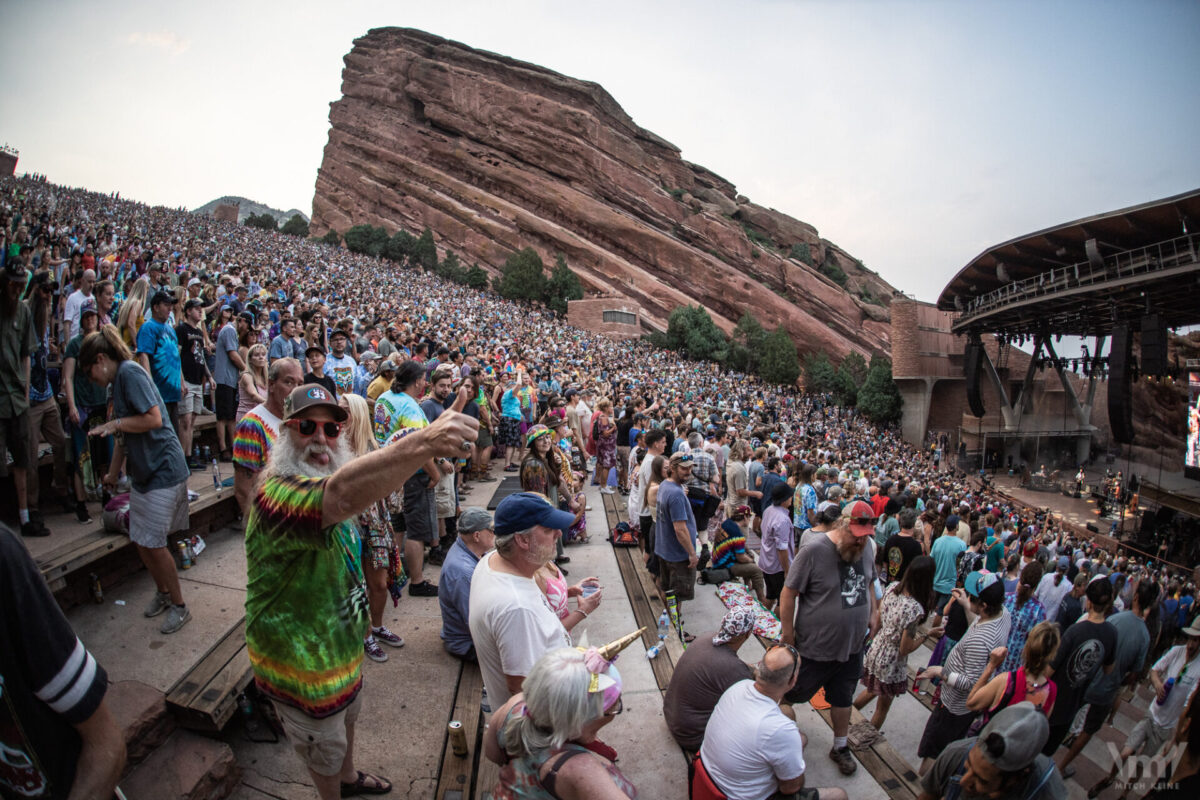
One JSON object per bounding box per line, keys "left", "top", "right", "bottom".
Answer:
{"left": 1035, "top": 556, "right": 1074, "bottom": 622}
{"left": 1088, "top": 617, "right": 1200, "bottom": 797}
{"left": 699, "top": 644, "right": 847, "bottom": 800}
{"left": 60, "top": 267, "right": 94, "bottom": 346}
{"left": 468, "top": 492, "right": 594, "bottom": 708}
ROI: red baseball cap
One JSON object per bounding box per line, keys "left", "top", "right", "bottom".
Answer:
{"left": 845, "top": 500, "right": 876, "bottom": 538}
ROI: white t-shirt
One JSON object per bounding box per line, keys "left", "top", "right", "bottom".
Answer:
{"left": 62, "top": 288, "right": 89, "bottom": 343}
{"left": 699, "top": 680, "right": 804, "bottom": 800}
{"left": 1035, "top": 573, "right": 1073, "bottom": 622}
{"left": 1150, "top": 645, "right": 1200, "bottom": 729}
{"left": 468, "top": 553, "right": 572, "bottom": 707}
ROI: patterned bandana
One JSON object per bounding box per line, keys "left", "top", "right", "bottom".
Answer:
{"left": 712, "top": 606, "right": 756, "bottom": 646}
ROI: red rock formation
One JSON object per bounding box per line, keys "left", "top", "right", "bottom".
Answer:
{"left": 311, "top": 28, "right": 899, "bottom": 360}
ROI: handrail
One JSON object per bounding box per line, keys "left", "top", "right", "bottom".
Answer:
{"left": 955, "top": 234, "right": 1198, "bottom": 322}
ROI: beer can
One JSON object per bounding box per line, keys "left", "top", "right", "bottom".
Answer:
{"left": 90, "top": 572, "right": 104, "bottom": 604}
{"left": 448, "top": 720, "right": 468, "bottom": 757}
{"left": 178, "top": 540, "right": 192, "bottom": 569}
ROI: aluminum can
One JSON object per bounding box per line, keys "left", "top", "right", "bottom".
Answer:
{"left": 449, "top": 721, "right": 468, "bottom": 757}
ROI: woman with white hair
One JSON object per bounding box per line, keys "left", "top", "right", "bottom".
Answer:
{"left": 484, "top": 647, "right": 638, "bottom": 799}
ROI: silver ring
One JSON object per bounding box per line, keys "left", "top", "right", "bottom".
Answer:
{"left": 459, "top": 441, "right": 472, "bottom": 452}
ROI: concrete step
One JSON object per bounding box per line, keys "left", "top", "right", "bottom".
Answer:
{"left": 108, "top": 679, "right": 177, "bottom": 767}
{"left": 120, "top": 730, "right": 240, "bottom": 800}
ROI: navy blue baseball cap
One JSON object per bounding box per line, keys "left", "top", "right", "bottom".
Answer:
{"left": 494, "top": 492, "right": 576, "bottom": 536}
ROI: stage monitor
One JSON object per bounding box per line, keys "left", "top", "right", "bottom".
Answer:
{"left": 1188, "top": 365, "right": 1200, "bottom": 481}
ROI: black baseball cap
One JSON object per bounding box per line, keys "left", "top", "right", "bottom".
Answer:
{"left": 237, "top": 311, "right": 257, "bottom": 327}
{"left": 150, "top": 291, "right": 175, "bottom": 307}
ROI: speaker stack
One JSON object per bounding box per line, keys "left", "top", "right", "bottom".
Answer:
{"left": 1108, "top": 324, "right": 1135, "bottom": 444}
{"left": 1140, "top": 313, "right": 1167, "bottom": 377}
{"left": 965, "top": 338, "right": 986, "bottom": 418}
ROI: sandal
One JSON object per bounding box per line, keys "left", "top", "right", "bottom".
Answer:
{"left": 682, "top": 631, "right": 696, "bottom": 643}
{"left": 340, "top": 770, "right": 392, "bottom": 796}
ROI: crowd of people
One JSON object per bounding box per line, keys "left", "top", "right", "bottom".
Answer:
{"left": 2, "top": 171, "right": 1199, "bottom": 800}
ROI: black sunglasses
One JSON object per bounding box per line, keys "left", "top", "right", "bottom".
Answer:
{"left": 285, "top": 419, "right": 343, "bottom": 438}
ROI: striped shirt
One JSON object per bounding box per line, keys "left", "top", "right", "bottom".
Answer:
{"left": 941, "top": 609, "right": 1012, "bottom": 714}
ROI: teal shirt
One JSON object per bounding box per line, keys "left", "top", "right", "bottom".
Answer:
{"left": 931, "top": 534, "right": 967, "bottom": 595}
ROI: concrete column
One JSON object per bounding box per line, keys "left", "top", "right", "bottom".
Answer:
{"left": 897, "top": 378, "right": 934, "bottom": 446}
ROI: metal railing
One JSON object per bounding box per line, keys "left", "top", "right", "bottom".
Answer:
{"left": 956, "top": 233, "right": 1199, "bottom": 321}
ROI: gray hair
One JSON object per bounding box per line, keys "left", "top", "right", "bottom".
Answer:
{"left": 898, "top": 508, "right": 918, "bottom": 530}
{"left": 825, "top": 485, "right": 844, "bottom": 501}
{"left": 501, "top": 648, "right": 605, "bottom": 758}
{"left": 755, "top": 648, "right": 797, "bottom": 689}
{"left": 268, "top": 357, "right": 301, "bottom": 382}
{"left": 494, "top": 526, "right": 536, "bottom": 556}
{"left": 688, "top": 432, "right": 703, "bottom": 448}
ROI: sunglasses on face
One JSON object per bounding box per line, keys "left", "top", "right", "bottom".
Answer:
{"left": 284, "top": 419, "right": 343, "bottom": 438}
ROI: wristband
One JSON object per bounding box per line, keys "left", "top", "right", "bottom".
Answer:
{"left": 578, "top": 608, "right": 589, "bottom": 618}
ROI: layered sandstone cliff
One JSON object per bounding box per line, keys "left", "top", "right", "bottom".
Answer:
{"left": 311, "top": 28, "right": 899, "bottom": 360}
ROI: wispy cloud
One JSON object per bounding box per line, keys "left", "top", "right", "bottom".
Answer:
{"left": 125, "top": 31, "right": 190, "bottom": 56}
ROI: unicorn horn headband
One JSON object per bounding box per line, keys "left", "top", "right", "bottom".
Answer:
{"left": 595, "top": 627, "right": 647, "bottom": 661}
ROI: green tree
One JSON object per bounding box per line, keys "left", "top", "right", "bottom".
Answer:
{"left": 243, "top": 212, "right": 278, "bottom": 232}
{"left": 320, "top": 230, "right": 340, "bottom": 246}
{"left": 464, "top": 263, "right": 490, "bottom": 291}
{"left": 857, "top": 356, "right": 903, "bottom": 423}
{"left": 818, "top": 251, "right": 848, "bottom": 286}
{"left": 840, "top": 351, "right": 868, "bottom": 386}
{"left": 758, "top": 326, "right": 801, "bottom": 386}
{"left": 343, "top": 224, "right": 389, "bottom": 257}
{"left": 802, "top": 350, "right": 837, "bottom": 394}
{"left": 543, "top": 253, "right": 584, "bottom": 315}
{"left": 385, "top": 230, "right": 416, "bottom": 264}
{"left": 834, "top": 364, "right": 859, "bottom": 407}
{"left": 411, "top": 228, "right": 438, "bottom": 271}
{"left": 666, "top": 305, "right": 727, "bottom": 363}
{"left": 495, "top": 247, "right": 548, "bottom": 302}
{"left": 438, "top": 250, "right": 465, "bottom": 282}
{"left": 726, "top": 312, "right": 766, "bottom": 373}
{"left": 280, "top": 214, "right": 309, "bottom": 237}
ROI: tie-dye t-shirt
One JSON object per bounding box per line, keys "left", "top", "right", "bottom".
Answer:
{"left": 245, "top": 475, "right": 368, "bottom": 718}
{"left": 373, "top": 389, "right": 428, "bottom": 446}
{"left": 232, "top": 403, "right": 281, "bottom": 473}
{"left": 324, "top": 352, "right": 357, "bottom": 396}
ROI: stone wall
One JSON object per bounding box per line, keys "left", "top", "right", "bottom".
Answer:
{"left": 0, "top": 152, "right": 17, "bottom": 177}
{"left": 567, "top": 298, "right": 643, "bottom": 340}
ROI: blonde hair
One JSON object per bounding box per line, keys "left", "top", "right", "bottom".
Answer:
{"left": 117, "top": 279, "right": 149, "bottom": 335}
{"left": 1022, "top": 621, "right": 1060, "bottom": 677}
{"left": 243, "top": 343, "right": 268, "bottom": 386}
{"left": 343, "top": 393, "right": 377, "bottom": 457}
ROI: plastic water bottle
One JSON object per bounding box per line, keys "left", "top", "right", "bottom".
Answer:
{"left": 657, "top": 609, "right": 670, "bottom": 640}
{"left": 1158, "top": 677, "right": 1175, "bottom": 706}
{"left": 211, "top": 459, "right": 222, "bottom": 496}
{"left": 646, "top": 642, "right": 664, "bottom": 659}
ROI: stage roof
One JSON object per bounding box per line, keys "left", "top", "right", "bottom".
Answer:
{"left": 938, "top": 190, "right": 1200, "bottom": 336}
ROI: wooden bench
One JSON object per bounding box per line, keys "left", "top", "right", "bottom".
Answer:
{"left": 165, "top": 618, "right": 253, "bottom": 733}
{"left": 435, "top": 659, "right": 487, "bottom": 800}
{"left": 37, "top": 482, "right": 239, "bottom": 603}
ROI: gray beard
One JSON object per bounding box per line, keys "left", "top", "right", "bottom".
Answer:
{"left": 264, "top": 430, "right": 352, "bottom": 480}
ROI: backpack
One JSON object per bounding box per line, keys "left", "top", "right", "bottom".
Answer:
{"left": 610, "top": 521, "right": 638, "bottom": 547}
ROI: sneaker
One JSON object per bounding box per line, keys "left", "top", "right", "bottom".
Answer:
{"left": 427, "top": 548, "right": 447, "bottom": 566}
{"left": 160, "top": 605, "right": 191, "bottom": 634}
{"left": 476, "top": 475, "right": 497, "bottom": 482}
{"left": 372, "top": 626, "right": 405, "bottom": 648}
{"left": 144, "top": 591, "right": 172, "bottom": 618}
{"left": 829, "top": 746, "right": 858, "bottom": 775}
{"left": 364, "top": 636, "right": 388, "bottom": 662}
{"left": 20, "top": 520, "right": 50, "bottom": 538}
{"left": 75, "top": 501, "right": 92, "bottom": 524}
{"left": 409, "top": 580, "right": 439, "bottom": 597}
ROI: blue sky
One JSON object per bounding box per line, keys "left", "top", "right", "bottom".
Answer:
{"left": 1, "top": 0, "right": 1197, "bottom": 304}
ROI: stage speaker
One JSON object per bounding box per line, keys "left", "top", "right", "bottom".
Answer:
{"left": 1086, "top": 523, "right": 1099, "bottom": 533}
{"left": 1108, "top": 324, "right": 1135, "bottom": 444}
{"left": 965, "top": 339, "right": 985, "bottom": 417}
{"left": 1141, "top": 314, "right": 1167, "bottom": 377}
